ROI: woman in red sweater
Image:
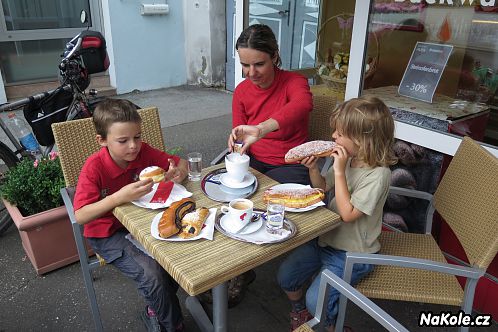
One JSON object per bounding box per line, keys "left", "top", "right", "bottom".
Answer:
{"left": 199, "top": 24, "right": 314, "bottom": 309}
{"left": 228, "top": 24, "right": 313, "bottom": 185}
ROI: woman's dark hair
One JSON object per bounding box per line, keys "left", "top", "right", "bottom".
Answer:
{"left": 236, "top": 24, "right": 282, "bottom": 67}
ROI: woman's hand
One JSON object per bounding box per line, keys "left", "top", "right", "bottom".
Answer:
{"left": 228, "top": 119, "right": 279, "bottom": 155}
{"left": 331, "top": 145, "right": 349, "bottom": 175}
{"left": 228, "top": 125, "right": 262, "bottom": 155}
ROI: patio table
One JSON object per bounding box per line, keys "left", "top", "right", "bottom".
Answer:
{"left": 113, "top": 165, "right": 341, "bottom": 332}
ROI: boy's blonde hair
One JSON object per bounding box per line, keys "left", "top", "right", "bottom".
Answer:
{"left": 330, "top": 96, "right": 397, "bottom": 167}
{"left": 93, "top": 99, "right": 141, "bottom": 138}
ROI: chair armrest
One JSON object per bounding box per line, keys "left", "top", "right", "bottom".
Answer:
{"left": 344, "top": 252, "right": 484, "bottom": 282}
{"left": 388, "top": 186, "right": 435, "bottom": 234}
{"left": 210, "top": 148, "right": 229, "bottom": 165}
{"left": 60, "top": 187, "right": 101, "bottom": 271}
{"left": 389, "top": 186, "right": 433, "bottom": 201}
{"left": 310, "top": 270, "right": 409, "bottom": 332}
{"left": 60, "top": 187, "right": 76, "bottom": 222}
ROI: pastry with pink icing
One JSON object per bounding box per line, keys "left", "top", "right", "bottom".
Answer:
{"left": 284, "top": 140, "right": 336, "bottom": 163}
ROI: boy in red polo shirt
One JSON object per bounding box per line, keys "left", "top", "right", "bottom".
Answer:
{"left": 74, "top": 99, "right": 188, "bottom": 332}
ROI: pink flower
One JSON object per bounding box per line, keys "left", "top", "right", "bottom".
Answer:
{"left": 49, "top": 151, "right": 58, "bottom": 160}
{"left": 33, "top": 159, "right": 39, "bottom": 168}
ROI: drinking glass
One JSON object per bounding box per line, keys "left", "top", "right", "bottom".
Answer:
{"left": 266, "top": 198, "right": 285, "bottom": 235}
{"left": 187, "top": 152, "right": 202, "bottom": 181}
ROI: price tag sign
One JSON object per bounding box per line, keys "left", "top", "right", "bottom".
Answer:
{"left": 398, "top": 42, "right": 453, "bottom": 103}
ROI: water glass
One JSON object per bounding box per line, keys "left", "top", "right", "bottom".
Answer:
{"left": 266, "top": 198, "right": 285, "bottom": 235}
{"left": 187, "top": 152, "right": 202, "bottom": 181}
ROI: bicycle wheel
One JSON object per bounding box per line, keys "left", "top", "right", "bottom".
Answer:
{"left": 0, "top": 143, "right": 20, "bottom": 235}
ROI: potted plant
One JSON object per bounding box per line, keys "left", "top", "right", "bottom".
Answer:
{"left": 0, "top": 152, "right": 79, "bottom": 275}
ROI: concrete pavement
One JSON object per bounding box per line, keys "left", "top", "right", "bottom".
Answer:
{"left": 1, "top": 85, "right": 496, "bottom": 331}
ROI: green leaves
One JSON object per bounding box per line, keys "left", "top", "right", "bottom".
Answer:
{"left": 166, "top": 146, "right": 182, "bottom": 156}
{"left": 0, "top": 156, "right": 65, "bottom": 216}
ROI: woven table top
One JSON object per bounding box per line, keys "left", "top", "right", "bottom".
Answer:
{"left": 114, "top": 165, "right": 341, "bottom": 296}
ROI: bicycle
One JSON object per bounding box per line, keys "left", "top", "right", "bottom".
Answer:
{"left": 0, "top": 22, "right": 110, "bottom": 235}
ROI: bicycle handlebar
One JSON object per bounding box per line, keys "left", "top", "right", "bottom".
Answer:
{"left": 62, "top": 36, "right": 83, "bottom": 63}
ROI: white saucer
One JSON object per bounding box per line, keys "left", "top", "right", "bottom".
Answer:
{"left": 219, "top": 184, "right": 253, "bottom": 195}
{"left": 219, "top": 172, "right": 255, "bottom": 189}
{"left": 220, "top": 214, "right": 263, "bottom": 235}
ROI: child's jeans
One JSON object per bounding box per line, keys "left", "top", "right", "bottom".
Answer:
{"left": 278, "top": 239, "right": 374, "bottom": 327}
{"left": 88, "top": 229, "right": 182, "bottom": 331}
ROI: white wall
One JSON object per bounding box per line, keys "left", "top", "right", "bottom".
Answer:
{"left": 101, "top": 0, "right": 188, "bottom": 94}
{"left": 183, "top": 0, "right": 226, "bottom": 86}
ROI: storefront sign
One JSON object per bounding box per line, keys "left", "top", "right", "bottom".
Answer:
{"left": 398, "top": 42, "right": 453, "bottom": 103}
{"left": 394, "top": 0, "right": 496, "bottom": 6}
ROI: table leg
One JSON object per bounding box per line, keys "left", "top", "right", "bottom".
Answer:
{"left": 185, "top": 282, "right": 228, "bottom": 332}
{"left": 212, "top": 282, "right": 228, "bottom": 332}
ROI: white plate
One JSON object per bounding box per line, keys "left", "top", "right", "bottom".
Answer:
{"left": 269, "top": 183, "right": 326, "bottom": 212}
{"left": 150, "top": 208, "right": 217, "bottom": 241}
{"left": 220, "top": 213, "right": 263, "bottom": 235}
{"left": 131, "top": 183, "right": 192, "bottom": 209}
{"left": 219, "top": 172, "right": 255, "bottom": 189}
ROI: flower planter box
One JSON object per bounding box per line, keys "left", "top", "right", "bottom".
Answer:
{"left": 3, "top": 199, "right": 80, "bottom": 275}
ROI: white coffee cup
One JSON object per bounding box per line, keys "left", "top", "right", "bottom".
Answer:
{"left": 225, "top": 153, "right": 250, "bottom": 183}
{"left": 220, "top": 198, "right": 253, "bottom": 233}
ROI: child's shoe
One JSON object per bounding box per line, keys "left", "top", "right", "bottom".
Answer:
{"left": 140, "top": 306, "right": 163, "bottom": 332}
{"left": 289, "top": 308, "right": 313, "bottom": 331}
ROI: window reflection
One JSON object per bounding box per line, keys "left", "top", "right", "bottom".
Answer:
{"left": 1, "top": 0, "right": 90, "bottom": 30}
{"left": 364, "top": 0, "right": 498, "bottom": 147}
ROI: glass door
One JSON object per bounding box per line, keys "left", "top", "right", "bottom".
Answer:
{"left": 247, "top": 0, "right": 320, "bottom": 70}
{"left": 0, "top": 0, "right": 102, "bottom": 85}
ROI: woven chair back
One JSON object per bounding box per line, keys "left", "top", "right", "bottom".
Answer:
{"left": 434, "top": 137, "right": 498, "bottom": 270}
{"left": 52, "top": 107, "right": 165, "bottom": 187}
{"left": 309, "top": 95, "right": 337, "bottom": 141}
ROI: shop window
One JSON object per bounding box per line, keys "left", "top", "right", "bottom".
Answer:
{"left": 363, "top": 0, "right": 498, "bottom": 148}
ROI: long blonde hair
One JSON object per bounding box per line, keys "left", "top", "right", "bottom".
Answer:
{"left": 330, "top": 96, "right": 397, "bottom": 167}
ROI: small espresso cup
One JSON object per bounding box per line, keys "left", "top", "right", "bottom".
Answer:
{"left": 225, "top": 152, "right": 250, "bottom": 183}
{"left": 220, "top": 198, "right": 253, "bottom": 233}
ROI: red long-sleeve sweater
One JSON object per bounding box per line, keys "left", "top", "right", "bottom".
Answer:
{"left": 232, "top": 68, "right": 313, "bottom": 165}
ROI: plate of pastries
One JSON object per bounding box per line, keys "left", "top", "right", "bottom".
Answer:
{"left": 263, "top": 184, "right": 326, "bottom": 212}
{"left": 150, "top": 198, "right": 216, "bottom": 241}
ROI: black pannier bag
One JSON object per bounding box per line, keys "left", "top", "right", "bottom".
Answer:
{"left": 79, "top": 30, "right": 110, "bottom": 74}
{"left": 23, "top": 88, "right": 74, "bottom": 146}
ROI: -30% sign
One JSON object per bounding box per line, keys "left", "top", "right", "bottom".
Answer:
{"left": 410, "top": 83, "right": 428, "bottom": 94}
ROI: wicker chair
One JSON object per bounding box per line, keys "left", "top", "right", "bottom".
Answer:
{"left": 308, "top": 94, "right": 337, "bottom": 176}
{"left": 52, "top": 107, "right": 165, "bottom": 332}
{"left": 293, "top": 270, "right": 408, "bottom": 332}
{"left": 333, "top": 137, "right": 498, "bottom": 332}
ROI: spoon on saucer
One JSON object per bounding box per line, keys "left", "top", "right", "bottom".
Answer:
{"left": 236, "top": 213, "right": 261, "bottom": 234}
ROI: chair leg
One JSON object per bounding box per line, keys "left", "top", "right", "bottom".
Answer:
{"left": 459, "top": 278, "right": 479, "bottom": 332}
{"left": 81, "top": 262, "right": 104, "bottom": 332}
{"left": 61, "top": 188, "right": 103, "bottom": 331}
{"left": 336, "top": 261, "right": 354, "bottom": 332}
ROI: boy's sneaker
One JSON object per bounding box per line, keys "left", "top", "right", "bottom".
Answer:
{"left": 289, "top": 308, "right": 313, "bottom": 331}
{"left": 140, "top": 306, "right": 163, "bottom": 332}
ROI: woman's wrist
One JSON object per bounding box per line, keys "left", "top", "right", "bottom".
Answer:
{"left": 255, "top": 123, "right": 265, "bottom": 138}
{"left": 256, "top": 118, "right": 279, "bottom": 138}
